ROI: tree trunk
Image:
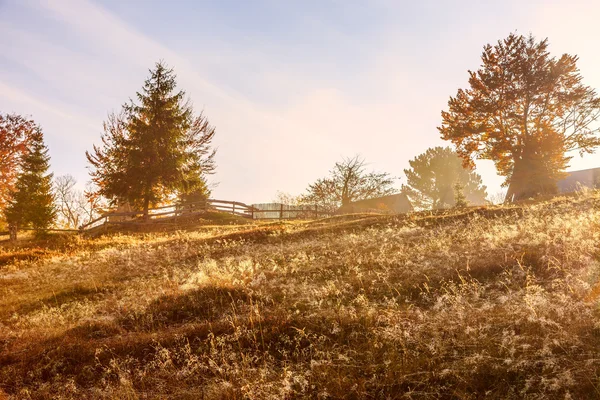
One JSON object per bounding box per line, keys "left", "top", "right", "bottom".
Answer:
{"left": 143, "top": 196, "right": 150, "bottom": 220}
{"left": 504, "top": 182, "right": 519, "bottom": 203}
{"left": 9, "top": 224, "right": 17, "bottom": 241}
{"left": 505, "top": 144, "right": 547, "bottom": 202}
{"left": 505, "top": 156, "right": 527, "bottom": 203}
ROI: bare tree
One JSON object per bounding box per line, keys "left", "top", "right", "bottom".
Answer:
{"left": 54, "top": 175, "right": 105, "bottom": 228}
{"left": 273, "top": 191, "right": 302, "bottom": 205}
{"left": 488, "top": 190, "right": 508, "bottom": 205}
{"left": 301, "top": 156, "right": 397, "bottom": 212}
{"left": 83, "top": 182, "right": 107, "bottom": 224}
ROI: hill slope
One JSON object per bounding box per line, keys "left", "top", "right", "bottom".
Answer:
{"left": 2, "top": 193, "right": 600, "bottom": 399}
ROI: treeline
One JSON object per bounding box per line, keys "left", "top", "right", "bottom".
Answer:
{"left": 286, "top": 147, "right": 488, "bottom": 214}
{"left": 1, "top": 33, "right": 599, "bottom": 236}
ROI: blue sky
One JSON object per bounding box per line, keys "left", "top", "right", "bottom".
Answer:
{"left": 1, "top": 0, "right": 599, "bottom": 203}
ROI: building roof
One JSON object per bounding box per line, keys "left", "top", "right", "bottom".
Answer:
{"left": 338, "top": 193, "right": 413, "bottom": 214}
{"left": 557, "top": 167, "right": 600, "bottom": 193}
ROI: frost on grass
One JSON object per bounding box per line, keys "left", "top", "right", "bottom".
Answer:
{"left": 2, "top": 193, "right": 600, "bottom": 398}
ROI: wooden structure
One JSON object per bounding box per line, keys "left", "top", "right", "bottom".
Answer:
{"left": 79, "top": 199, "right": 327, "bottom": 232}
{"left": 557, "top": 167, "right": 600, "bottom": 193}
{"left": 250, "top": 203, "right": 330, "bottom": 220}
{"left": 81, "top": 199, "right": 215, "bottom": 231}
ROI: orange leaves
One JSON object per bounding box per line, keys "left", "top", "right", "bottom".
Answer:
{"left": 439, "top": 33, "right": 600, "bottom": 200}
{"left": 0, "top": 114, "right": 37, "bottom": 212}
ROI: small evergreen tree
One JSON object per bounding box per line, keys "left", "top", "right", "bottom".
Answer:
{"left": 453, "top": 181, "right": 468, "bottom": 208}
{"left": 5, "top": 127, "right": 55, "bottom": 236}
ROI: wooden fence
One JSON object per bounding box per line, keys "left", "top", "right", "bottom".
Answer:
{"left": 78, "top": 199, "right": 328, "bottom": 232}
{"left": 209, "top": 199, "right": 255, "bottom": 219}
{"left": 1, "top": 200, "right": 331, "bottom": 237}
{"left": 250, "top": 203, "right": 330, "bottom": 220}
{"left": 79, "top": 200, "right": 212, "bottom": 231}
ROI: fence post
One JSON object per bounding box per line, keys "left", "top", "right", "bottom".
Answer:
{"left": 233, "top": 203, "right": 236, "bottom": 216}
{"left": 280, "top": 203, "right": 284, "bottom": 220}
{"left": 315, "top": 205, "right": 318, "bottom": 219}
{"left": 251, "top": 206, "right": 254, "bottom": 220}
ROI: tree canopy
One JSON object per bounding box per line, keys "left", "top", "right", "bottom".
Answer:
{"left": 86, "top": 62, "right": 216, "bottom": 215}
{"left": 403, "top": 146, "right": 487, "bottom": 210}
{"left": 300, "top": 156, "right": 396, "bottom": 212}
{"left": 5, "top": 127, "right": 55, "bottom": 233}
{"left": 0, "top": 113, "right": 35, "bottom": 213}
{"left": 439, "top": 33, "right": 600, "bottom": 201}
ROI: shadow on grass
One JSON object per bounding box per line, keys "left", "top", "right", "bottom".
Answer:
{"left": 0, "top": 284, "right": 113, "bottom": 320}
{"left": 119, "top": 285, "right": 254, "bottom": 331}
{"left": 0, "top": 284, "right": 261, "bottom": 394}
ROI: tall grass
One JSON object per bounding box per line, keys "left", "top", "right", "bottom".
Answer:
{"left": 2, "top": 193, "right": 600, "bottom": 398}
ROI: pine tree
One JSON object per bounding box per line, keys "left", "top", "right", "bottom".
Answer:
{"left": 87, "top": 62, "right": 216, "bottom": 216}
{"left": 453, "top": 181, "right": 468, "bottom": 208}
{"left": 403, "top": 147, "right": 487, "bottom": 210}
{"left": 5, "top": 127, "right": 55, "bottom": 236}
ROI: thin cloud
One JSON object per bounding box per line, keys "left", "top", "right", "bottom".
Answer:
{"left": 2, "top": 0, "right": 599, "bottom": 203}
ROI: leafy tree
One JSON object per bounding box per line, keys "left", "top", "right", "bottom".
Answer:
{"left": 301, "top": 156, "right": 396, "bottom": 212}
{"left": 403, "top": 147, "right": 487, "bottom": 210}
{"left": 5, "top": 127, "right": 55, "bottom": 235}
{"left": 87, "top": 62, "right": 216, "bottom": 216}
{"left": 439, "top": 33, "right": 600, "bottom": 201}
{"left": 0, "top": 113, "right": 35, "bottom": 213}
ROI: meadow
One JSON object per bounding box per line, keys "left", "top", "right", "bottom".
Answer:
{"left": 1, "top": 192, "right": 600, "bottom": 399}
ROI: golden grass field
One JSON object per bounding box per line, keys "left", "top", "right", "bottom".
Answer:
{"left": 2, "top": 193, "right": 600, "bottom": 399}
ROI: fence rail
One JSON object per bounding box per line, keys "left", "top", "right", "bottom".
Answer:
{"left": 79, "top": 200, "right": 211, "bottom": 231}
{"left": 250, "top": 203, "right": 330, "bottom": 220}
{"left": 76, "top": 199, "right": 328, "bottom": 232}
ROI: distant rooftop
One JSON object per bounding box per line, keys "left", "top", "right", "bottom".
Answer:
{"left": 339, "top": 193, "right": 413, "bottom": 214}
{"left": 557, "top": 167, "right": 600, "bottom": 192}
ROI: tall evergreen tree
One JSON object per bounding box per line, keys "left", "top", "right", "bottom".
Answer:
{"left": 87, "top": 62, "right": 217, "bottom": 216}
{"left": 5, "top": 127, "right": 56, "bottom": 234}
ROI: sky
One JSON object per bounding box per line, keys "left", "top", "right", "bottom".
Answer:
{"left": 1, "top": 0, "right": 600, "bottom": 204}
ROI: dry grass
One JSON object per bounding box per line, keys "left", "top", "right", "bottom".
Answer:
{"left": 2, "top": 192, "right": 600, "bottom": 399}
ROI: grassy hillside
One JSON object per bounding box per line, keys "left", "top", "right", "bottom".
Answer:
{"left": 2, "top": 192, "right": 600, "bottom": 399}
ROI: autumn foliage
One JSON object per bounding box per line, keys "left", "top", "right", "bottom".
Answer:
{"left": 439, "top": 33, "right": 600, "bottom": 201}
{"left": 0, "top": 114, "right": 35, "bottom": 212}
